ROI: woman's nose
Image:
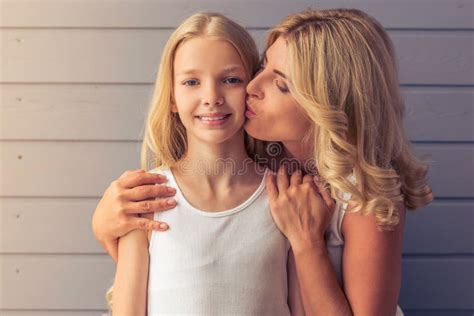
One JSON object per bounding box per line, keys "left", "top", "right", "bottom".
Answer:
{"left": 246, "top": 72, "right": 263, "bottom": 99}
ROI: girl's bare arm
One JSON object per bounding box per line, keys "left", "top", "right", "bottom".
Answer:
{"left": 112, "top": 228, "right": 150, "bottom": 315}
{"left": 92, "top": 169, "right": 176, "bottom": 263}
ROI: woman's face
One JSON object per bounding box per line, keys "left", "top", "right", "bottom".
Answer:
{"left": 244, "top": 36, "right": 311, "bottom": 144}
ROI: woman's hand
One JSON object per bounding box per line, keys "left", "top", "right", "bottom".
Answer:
{"left": 265, "top": 165, "right": 336, "bottom": 254}
{"left": 91, "top": 169, "right": 177, "bottom": 262}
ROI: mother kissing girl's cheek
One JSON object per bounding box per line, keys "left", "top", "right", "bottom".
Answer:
{"left": 93, "top": 8, "right": 432, "bottom": 316}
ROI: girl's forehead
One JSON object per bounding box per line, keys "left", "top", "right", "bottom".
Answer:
{"left": 173, "top": 37, "right": 246, "bottom": 74}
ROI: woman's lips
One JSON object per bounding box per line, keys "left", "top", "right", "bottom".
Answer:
{"left": 245, "top": 104, "right": 257, "bottom": 118}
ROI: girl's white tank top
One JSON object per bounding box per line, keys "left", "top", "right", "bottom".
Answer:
{"left": 147, "top": 166, "right": 300, "bottom": 315}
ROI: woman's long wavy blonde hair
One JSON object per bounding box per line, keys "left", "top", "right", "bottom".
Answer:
{"left": 268, "top": 8, "right": 433, "bottom": 229}
{"left": 140, "top": 11, "right": 263, "bottom": 172}
{"left": 106, "top": 12, "right": 262, "bottom": 311}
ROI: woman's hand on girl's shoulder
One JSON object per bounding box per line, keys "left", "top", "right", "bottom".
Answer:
{"left": 91, "top": 169, "right": 177, "bottom": 261}
{"left": 265, "top": 165, "right": 336, "bottom": 254}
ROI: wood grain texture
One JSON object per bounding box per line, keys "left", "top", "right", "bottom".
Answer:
{"left": 1, "top": 0, "right": 472, "bottom": 29}
{"left": 1, "top": 30, "right": 472, "bottom": 85}
{"left": 1, "top": 312, "right": 108, "bottom": 316}
{"left": 400, "top": 257, "right": 474, "bottom": 309}
{"left": 0, "top": 254, "right": 115, "bottom": 309}
{"left": 403, "top": 201, "right": 474, "bottom": 255}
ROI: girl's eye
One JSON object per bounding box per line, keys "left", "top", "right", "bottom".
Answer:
{"left": 223, "top": 77, "right": 243, "bottom": 84}
{"left": 275, "top": 80, "right": 289, "bottom": 93}
{"left": 183, "top": 79, "right": 199, "bottom": 86}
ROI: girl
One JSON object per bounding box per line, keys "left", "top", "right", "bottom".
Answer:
{"left": 106, "top": 12, "right": 305, "bottom": 315}
{"left": 94, "top": 8, "right": 433, "bottom": 316}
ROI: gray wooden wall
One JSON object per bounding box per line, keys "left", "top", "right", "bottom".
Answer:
{"left": 1, "top": 1, "right": 472, "bottom": 315}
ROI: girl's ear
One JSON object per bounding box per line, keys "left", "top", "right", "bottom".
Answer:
{"left": 171, "top": 101, "right": 178, "bottom": 113}
{"left": 170, "top": 95, "right": 178, "bottom": 113}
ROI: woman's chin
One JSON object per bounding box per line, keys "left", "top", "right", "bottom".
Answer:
{"left": 244, "top": 119, "right": 278, "bottom": 142}
{"left": 243, "top": 119, "right": 261, "bottom": 139}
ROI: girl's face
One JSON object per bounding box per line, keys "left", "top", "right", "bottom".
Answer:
{"left": 244, "top": 36, "right": 311, "bottom": 143}
{"left": 172, "top": 37, "right": 249, "bottom": 146}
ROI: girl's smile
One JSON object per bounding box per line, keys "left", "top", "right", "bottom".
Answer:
{"left": 195, "top": 112, "right": 233, "bottom": 126}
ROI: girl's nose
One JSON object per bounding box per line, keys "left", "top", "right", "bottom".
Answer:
{"left": 203, "top": 83, "right": 224, "bottom": 106}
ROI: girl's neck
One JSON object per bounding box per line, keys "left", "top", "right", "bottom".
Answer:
{"left": 172, "top": 133, "right": 263, "bottom": 188}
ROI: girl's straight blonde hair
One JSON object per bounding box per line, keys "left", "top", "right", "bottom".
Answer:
{"left": 140, "top": 11, "right": 263, "bottom": 172}
{"left": 107, "top": 11, "right": 262, "bottom": 312}
{"left": 268, "top": 8, "right": 433, "bottom": 229}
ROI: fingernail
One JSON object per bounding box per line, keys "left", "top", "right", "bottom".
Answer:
{"left": 167, "top": 199, "right": 176, "bottom": 205}
{"left": 159, "top": 223, "right": 168, "bottom": 229}
{"left": 167, "top": 187, "right": 176, "bottom": 193}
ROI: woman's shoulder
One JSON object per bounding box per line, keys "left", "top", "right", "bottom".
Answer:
{"left": 325, "top": 172, "right": 358, "bottom": 242}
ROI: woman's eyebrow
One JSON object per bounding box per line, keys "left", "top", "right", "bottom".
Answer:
{"left": 273, "top": 69, "right": 287, "bottom": 79}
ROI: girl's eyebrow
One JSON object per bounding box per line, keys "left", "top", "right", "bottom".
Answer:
{"left": 175, "top": 65, "right": 245, "bottom": 76}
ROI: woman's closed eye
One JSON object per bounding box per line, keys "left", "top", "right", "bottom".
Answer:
{"left": 275, "top": 79, "right": 289, "bottom": 93}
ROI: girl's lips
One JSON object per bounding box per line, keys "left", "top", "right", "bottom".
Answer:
{"left": 195, "top": 114, "right": 232, "bottom": 126}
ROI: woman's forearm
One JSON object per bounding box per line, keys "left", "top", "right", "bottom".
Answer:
{"left": 292, "top": 240, "right": 352, "bottom": 316}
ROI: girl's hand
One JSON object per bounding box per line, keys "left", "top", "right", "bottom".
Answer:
{"left": 265, "top": 165, "right": 336, "bottom": 254}
{"left": 91, "top": 169, "right": 177, "bottom": 261}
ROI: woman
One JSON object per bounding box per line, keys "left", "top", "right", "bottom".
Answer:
{"left": 93, "top": 8, "right": 432, "bottom": 315}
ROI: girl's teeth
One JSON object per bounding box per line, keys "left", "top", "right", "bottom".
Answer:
{"left": 200, "top": 116, "right": 226, "bottom": 121}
